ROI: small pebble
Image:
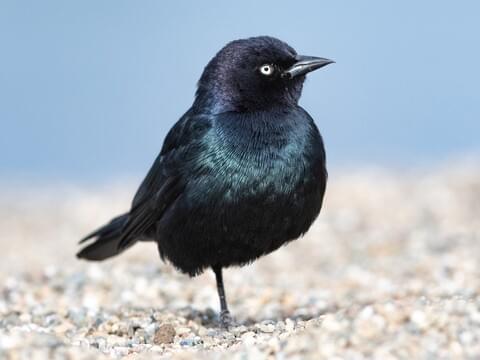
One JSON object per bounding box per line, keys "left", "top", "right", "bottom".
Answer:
{"left": 153, "top": 324, "right": 176, "bottom": 345}
{"left": 258, "top": 323, "right": 275, "bottom": 333}
{"left": 180, "top": 337, "right": 203, "bottom": 346}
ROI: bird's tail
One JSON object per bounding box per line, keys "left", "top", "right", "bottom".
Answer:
{"left": 77, "top": 213, "right": 131, "bottom": 261}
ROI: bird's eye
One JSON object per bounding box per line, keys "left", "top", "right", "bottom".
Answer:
{"left": 259, "top": 64, "right": 274, "bottom": 76}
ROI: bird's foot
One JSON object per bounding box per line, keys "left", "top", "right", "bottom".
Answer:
{"left": 219, "top": 310, "right": 234, "bottom": 329}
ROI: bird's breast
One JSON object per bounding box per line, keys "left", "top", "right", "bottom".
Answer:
{"left": 186, "top": 109, "right": 325, "bottom": 205}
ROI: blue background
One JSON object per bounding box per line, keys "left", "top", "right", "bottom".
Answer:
{"left": 1, "top": 1, "right": 479, "bottom": 183}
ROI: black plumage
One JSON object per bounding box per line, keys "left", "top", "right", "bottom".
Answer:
{"left": 78, "top": 36, "right": 333, "bottom": 327}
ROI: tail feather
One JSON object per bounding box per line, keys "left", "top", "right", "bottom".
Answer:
{"left": 77, "top": 213, "right": 130, "bottom": 261}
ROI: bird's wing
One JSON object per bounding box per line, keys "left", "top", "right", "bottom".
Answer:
{"left": 117, "top": 111, "right": 212, "bottom": 251}
{"left": 117, "top": 175, "right": 183, "bottom": 250}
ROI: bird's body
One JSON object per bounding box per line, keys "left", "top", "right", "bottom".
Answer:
{"left": 151, "top": 106, "right": 325, "bottom": 275}
{"left": 78, "top": 36, "right": 333, "bottom": 327}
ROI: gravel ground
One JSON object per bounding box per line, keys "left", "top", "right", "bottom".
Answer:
{"left": 1, "top": 164, "right": 480, "bottom": 359}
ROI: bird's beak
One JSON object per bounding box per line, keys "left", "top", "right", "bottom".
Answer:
{"left": 283, "top": 55, "right": 334, "bottom": 79}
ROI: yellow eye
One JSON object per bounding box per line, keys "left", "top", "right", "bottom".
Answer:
{"left": 259, "top": 64, "right": 274, "bottom": 76}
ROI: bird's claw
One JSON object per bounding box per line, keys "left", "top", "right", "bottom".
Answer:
{"left": 219, "top": 310, "right": 234, "bottom": 329}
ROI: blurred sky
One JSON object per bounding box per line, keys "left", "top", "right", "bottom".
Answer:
{"left": 1, "top": 1, "right": 479, "bottom": 183}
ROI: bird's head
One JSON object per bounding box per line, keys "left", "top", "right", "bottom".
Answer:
{"left": 194, "top": 36, "right": 333, "bottom": 113}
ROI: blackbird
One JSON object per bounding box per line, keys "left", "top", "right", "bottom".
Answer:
{"left": 78, "top": 36, "right": 333, "bottom": 327}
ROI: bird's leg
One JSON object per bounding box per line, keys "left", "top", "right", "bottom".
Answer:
{"left": 212, "top": 265, "right": 233, "bottom": 328}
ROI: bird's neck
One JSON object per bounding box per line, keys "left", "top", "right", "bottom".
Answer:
{"left": 193, "top": 83, "right": 298, "bottom": 115}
